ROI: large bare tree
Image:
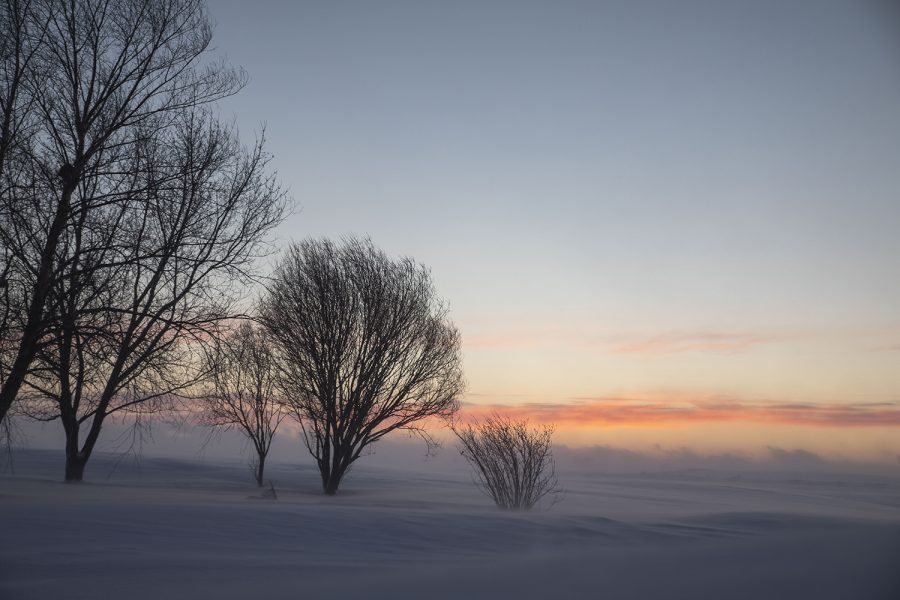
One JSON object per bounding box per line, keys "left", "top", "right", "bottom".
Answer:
{"left": 201, "top": 321, "right": 285, "bottom": 487}
{"left": 0, "top": 0, "right": 247, "bottom": 426}
{"left": 2, "top": 0, "right": 287, "bottom": 480}
{"left": 261, "top": 238, "right": 463, "bottom": 495}
{"left": 0, "top": 0, "right": 51, "bottom": 422}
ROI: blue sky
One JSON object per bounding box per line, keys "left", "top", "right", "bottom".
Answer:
{"left": 205, "top": 0, "right": 900, "bottom": 458}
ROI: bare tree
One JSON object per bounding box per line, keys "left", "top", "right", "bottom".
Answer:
{"left": 0, "top": 0, "right": 52, "bottom": 423}
{"left": 201, "top": 321, "right": 285, "bottom": 487}
{"left": 454, "top": 413, "right": 560, "bottom": 510}
{"left": 2, "top": 0, "right": 287, "bottom": 480}
{"left": 25, "top": 112, "right": 285, "bottom": 481}
{"left": 0, "top": 0, "right": 247, "bottom": 425}
{"left": 261, "top": 238, "right": 463, "bottom": 495}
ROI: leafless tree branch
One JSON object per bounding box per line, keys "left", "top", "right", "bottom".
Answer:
{"left": 261, "top": 238, "right": 463, "bottom": 495}
{"left": 198, "top": 321, "right": 284, "bottom": 486}
{"left": 454, "top": 413, "right": 561, "bottom": 510}
{"left": 2, "top": 0, "right": 287, "bottom": 481}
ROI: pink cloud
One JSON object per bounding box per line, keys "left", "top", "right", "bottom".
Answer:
{"left": 611, "top": 331, "right": 788, "bottom": 355}
{"left": 461, "top": 325, "right": 801, "bottom": 355}
{"left": 459, "top": 395, "right": 900, "bottom": 428}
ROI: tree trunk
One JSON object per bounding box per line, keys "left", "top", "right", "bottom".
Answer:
{"left": 63, "top": 418, "right": 89, "bottom": 482}
{"left": 0, "top": 184, "right": 74, "bottom": 423}
{"left": 255, "top": 452, "right": 266, "bottom": 487}
{"left": 321, "top": 459, "right": 346, "bottom": 496}
{"left": 323, "top": 471, "right": 342, "bottom": 496}
{"left": 64, "top": 454, "right": 86, "bottom": 482}
{"left": 320, "top": 448, "right": 355, "bottom": 495}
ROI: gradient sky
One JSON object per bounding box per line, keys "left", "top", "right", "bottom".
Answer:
{"left": 206, "top": 0, "right": 900, "bottom": 462}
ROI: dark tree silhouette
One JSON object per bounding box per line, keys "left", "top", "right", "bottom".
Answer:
{"left": 0, "top": 0, "right": 250, "bottom": 426}
{"left": 454, "top": 413, "right": 560, "bottom": 510}
{"left": 201, "top": 322, "right": 285, "bottom": 487}
{"left": 261, "top": 238, "right": 463, "bottom": 495}
{"left": 2, "top": 0, "right": 286, "bottom": 480}
{"left": 0, "top": 0, "right": 53, "bottom": 423}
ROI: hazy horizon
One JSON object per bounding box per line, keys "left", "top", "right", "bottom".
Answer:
{"left": 184, "top": 0, "right": 900, "bottom": 463}
{"left": 4, "top": 4, "right": 899, "bottom": 599}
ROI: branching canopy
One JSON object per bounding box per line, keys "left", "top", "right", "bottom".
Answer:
{"left": 454, "top": 413, "right": 560, "bottom": 510}
{"left": 261, "top": 238, "right": 463, "bottom": 495}
{"left": 201, "top": 321, "right": 284, "bottom": 486}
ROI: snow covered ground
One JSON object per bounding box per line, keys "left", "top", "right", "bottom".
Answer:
{"left": 2, "top": 448, "right": 899, "bottom": 599}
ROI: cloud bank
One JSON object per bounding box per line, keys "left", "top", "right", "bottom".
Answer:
{"left": 460, "top": 396, "right": 900, "bottom": 428}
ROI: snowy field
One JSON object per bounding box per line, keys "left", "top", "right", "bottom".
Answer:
{"left": 2, "top": 448, "right": 899, "bottom": 600}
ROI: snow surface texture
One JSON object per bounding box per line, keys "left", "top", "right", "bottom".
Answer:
{"left": 2, "top": 448, "right": 899, "bottom": 600}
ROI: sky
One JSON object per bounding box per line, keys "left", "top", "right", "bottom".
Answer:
{"left": 200, "top": 0, "right": 900, "bottom": 463}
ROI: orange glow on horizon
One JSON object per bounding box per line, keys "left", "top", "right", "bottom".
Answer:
{"left": 457, "top": 396, "right": 900, "bottom": 429}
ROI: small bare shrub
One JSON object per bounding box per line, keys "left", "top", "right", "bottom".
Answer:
{"left": 454, "top": 414, "right": 560, "bottom": 510}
